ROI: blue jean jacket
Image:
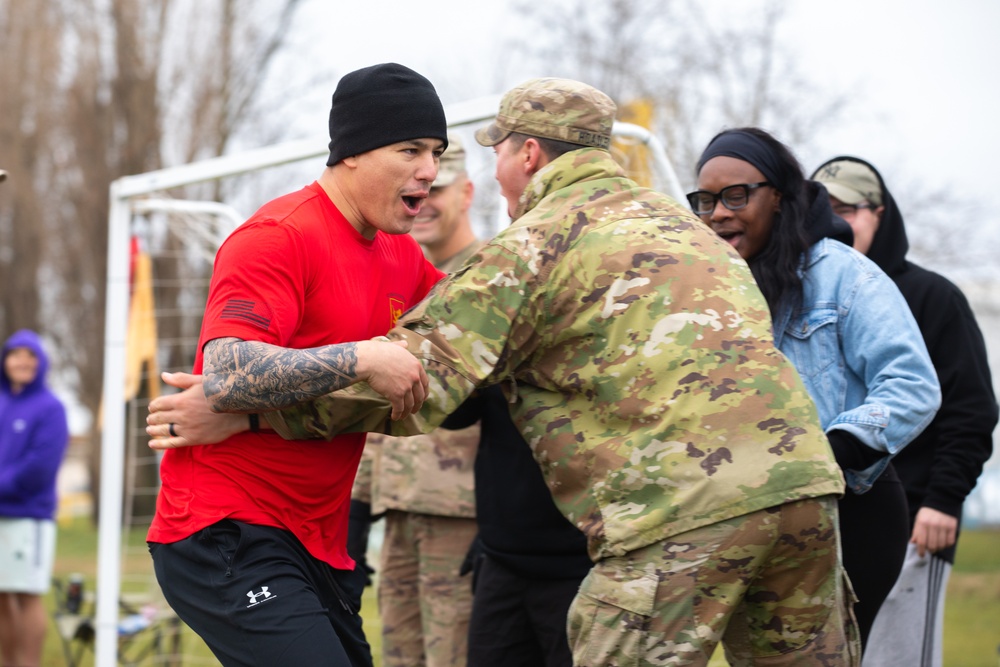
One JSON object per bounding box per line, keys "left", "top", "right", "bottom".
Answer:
{"left": 773, "top": 239, "right": 941, "bottom": 493}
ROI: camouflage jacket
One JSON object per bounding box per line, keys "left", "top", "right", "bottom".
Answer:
{"left": 270, "top": 148, "right": 845, "bottom": 560}
{"left": 351, "top": 240, "right": 483, "bottom": 518}
{"left": 353, "top": 427, "right": 478, "bottom": 517}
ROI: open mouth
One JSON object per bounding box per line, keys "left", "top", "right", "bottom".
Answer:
{"left": 402, "top": 194, "right": 425, "bottom": 216}
{"left": 715, "top": 229, "right": 743, "bottom": 247}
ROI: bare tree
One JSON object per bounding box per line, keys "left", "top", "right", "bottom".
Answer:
{"left": 0, "top": 1, "right": 65, "bottom": 335}
{"left": 510, "top": 0, "right": 846, "bottom": 189}
{"left": 0, "top": 0, "right": 305, "bottom": 521}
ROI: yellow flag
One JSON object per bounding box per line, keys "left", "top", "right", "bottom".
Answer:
{"left": 123, "top": 239, "right": 160, "bottom": 402}
{"left": 612, "top": 99, "right": 655, "bottom": 188}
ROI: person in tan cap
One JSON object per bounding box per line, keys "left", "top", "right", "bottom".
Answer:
{"left": 812, "top": 158, "right": 885, "bottom": 254}
{"left": 474, "top": 77, "right": 616, "bottom": 218}
{"left": 408, "top": 133, "right": 481, "bottom": 269}
{"left": 348, "top": 133, "right": 481, "bottom": 667}
{"left": 814, "top": 157, "right": 997, "bottom": 667}
{"left": 145, "top": 77, "right": 859, "bottom": 665}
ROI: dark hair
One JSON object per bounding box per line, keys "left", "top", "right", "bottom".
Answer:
{"left": 508, "top": 132, "right": 588, "bottom": 160}
{"left": 698, "top": 127, "right": 810, "bottom": 319}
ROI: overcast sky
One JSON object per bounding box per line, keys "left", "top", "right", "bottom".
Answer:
{"left": 280, "top": 0, "right": 1000, "bottom": 210}
{"left": 784, "top": 0, "right": 1000, "bottom": 201}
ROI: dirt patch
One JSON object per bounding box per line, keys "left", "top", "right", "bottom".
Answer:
{"left": 948, "top": 572, "right": 1000, "bottom": 600}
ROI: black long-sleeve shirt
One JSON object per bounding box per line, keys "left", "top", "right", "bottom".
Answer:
{"left": 443, "top": 385, "right": 592, "bottom": 580}
{"left": 816, "top": 157, "right": 998, "bottom": 562}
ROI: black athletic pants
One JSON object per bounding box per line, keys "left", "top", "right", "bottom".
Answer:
{"left": 838, "top": 462, "right": 910, "bottom": 652}
{"left": 467, "top": 554, "right": 583, "bottom": 667}
{"left": 150, "top": 519, "right": 372, "bottom": 667}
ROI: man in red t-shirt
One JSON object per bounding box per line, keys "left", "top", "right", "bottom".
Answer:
{"left": 146, "top": 63, "right": 447, "bottom": 667}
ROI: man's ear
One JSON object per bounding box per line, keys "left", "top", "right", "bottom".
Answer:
{"left": 461, "top": 178, "right": 474, "bottom": 212}
{"left": 523, "top": 137, "right": 547, "bottom": 175}
{"left": 874, "top": 205, "right": 885, "bottom": 223}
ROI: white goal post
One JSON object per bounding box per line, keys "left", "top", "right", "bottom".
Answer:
{"left": 95, "top": 95, "right": 686, "bottom": 666}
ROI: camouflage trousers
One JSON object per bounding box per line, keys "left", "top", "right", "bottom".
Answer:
{"left": 378, "top": 510, "right": 477, "bottom": 667}
{"left": 567, "top": 496, "right": 860, "bottom": 666}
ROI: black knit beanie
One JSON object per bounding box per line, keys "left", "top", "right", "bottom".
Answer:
{"left": 326, "top": 63, "right": 448, "bottom": 166}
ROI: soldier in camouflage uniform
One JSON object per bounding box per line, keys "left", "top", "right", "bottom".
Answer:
{"left": 351, "top": 133, "right": 480, "bottom": 667}
{"left": 149, "top": 78, "right": 861, "bottom": 666}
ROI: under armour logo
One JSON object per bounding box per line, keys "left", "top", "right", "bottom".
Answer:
{"left": 820, "top": 164, "right": 841, "bottom": 178}
{"left": 246, "top": 586, "right": 274, "bottom": 606}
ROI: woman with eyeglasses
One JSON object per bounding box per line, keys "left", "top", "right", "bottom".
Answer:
{"left": 689, "top": 127, "right": 941, "bottom": 652}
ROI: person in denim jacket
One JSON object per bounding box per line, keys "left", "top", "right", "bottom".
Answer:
{"left": 689, "top": 127, "right": 941, "bottom": 652}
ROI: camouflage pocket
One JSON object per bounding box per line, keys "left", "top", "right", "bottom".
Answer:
{"left": 569, "top": 564, "right": 657, "bottom": 667}
{"left": 840, "top": 569, "right": 862, "bottom": 666}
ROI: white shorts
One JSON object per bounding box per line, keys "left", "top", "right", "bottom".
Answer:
{"left": 0, "top": 517, "right": 56, "bottom": 594}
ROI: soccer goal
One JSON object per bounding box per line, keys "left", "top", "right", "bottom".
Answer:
{"left": 94, "top": 94, "right": 686, "bottom": 666}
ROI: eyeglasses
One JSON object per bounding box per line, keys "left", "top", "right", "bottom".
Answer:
{"left": 831, "top": 203, "right": 874, "bottom": 217}
{"left": 686, "top": 182, "right": 771, "bottom": 216}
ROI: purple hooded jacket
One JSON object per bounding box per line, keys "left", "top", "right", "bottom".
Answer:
{"left": 0, "top": 329, "right": 69, "bottom": 519}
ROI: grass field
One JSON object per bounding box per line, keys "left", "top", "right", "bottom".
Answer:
{"left": 39, "top": 521, "right": 1000, "bottom": 666}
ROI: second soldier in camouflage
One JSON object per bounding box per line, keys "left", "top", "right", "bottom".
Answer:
{"left": 264, "top": 77, "right": 860, "bottom": 666}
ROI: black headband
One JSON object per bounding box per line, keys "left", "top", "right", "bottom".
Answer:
{"left": 696, "top": 130, "right": 781, "bottom": 184}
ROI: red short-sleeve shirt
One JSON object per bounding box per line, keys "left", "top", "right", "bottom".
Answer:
{"left": 148, "top": 182, "right": 443, "bottom": 568}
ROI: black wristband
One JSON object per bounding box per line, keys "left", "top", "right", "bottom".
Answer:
{"left": 249, "top": 413, "right": 260, "bottom": 433}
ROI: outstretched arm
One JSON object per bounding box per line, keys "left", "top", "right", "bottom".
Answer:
{"left": 202, "top": 336, "right": 428, "bottom": 420}
{"left": 146, "top": 336, "right": 429, "bottom": 449}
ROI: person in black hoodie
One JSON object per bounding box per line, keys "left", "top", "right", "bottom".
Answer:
{"left": 692, "top": 127, "right": 942, "bottom": 653}
{"left": 442, "top": 385, "right": 591, "bottom": 667}
{"left": 813, "top": 157, "right": 998, "bottom": 667}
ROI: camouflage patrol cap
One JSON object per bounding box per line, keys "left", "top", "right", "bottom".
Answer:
{"left": 813, "top": 159, "right": 883, "bottom": 206}
{"left": 434, "top": 132, "right": 467, "bottom": 187}
{"left": 475, "top": 78, "right": 616, "bottom": 150}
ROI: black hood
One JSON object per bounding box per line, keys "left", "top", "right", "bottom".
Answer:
{"left": 812, "top": 156, "right": 909, "bottom": 277}
{"left": 804, "top": 180, "right": 854, "bottom": 247}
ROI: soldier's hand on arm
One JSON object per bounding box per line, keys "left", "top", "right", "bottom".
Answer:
{"left": 355, "top": 338, "right": 428, "bottom": 420}
{"left": 910, "top": 506, "right": 959, "bottom": 557}
{"left": 146, "top": 372, "right": 250, "bottom": 450}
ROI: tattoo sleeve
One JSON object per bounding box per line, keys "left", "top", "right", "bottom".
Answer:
{"left": 202, "top": 337, "right": 364, "bottom": 413}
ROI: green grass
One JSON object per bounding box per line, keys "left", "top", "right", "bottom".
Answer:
{"left": 43, "top": 519, "right": 382, "bottom": 667}
{"left": 41, "top": 521, "right": 999, "bottom": 666}
{"left": 944, "top": 528, "right": 1000, "bottom": 667}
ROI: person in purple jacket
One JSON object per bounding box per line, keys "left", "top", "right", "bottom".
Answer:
{"left": 0, "top": 329, "right": 69, "bottom": 667}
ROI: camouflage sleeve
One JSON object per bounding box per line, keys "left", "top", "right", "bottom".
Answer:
{"left": 351, "top": 434, "right": 380, "bottom": 503}
{"left": 266, "top": 242, "right": 539, "bottom": 440}
{"left": 264, "top": 382, "right": 428, "bottom": 439}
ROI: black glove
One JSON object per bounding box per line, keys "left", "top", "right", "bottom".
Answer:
{"left": 347, "top": 500, "right": 375, "bottom": 587}
{"left": 827, "top": 430, "right": 883, "bottom": 471}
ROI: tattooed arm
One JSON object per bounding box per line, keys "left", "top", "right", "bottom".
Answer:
{"left": 202, "top": 336, "right": 429, "bottom": 420}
